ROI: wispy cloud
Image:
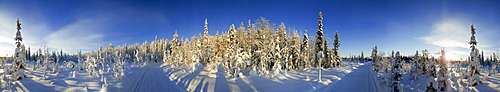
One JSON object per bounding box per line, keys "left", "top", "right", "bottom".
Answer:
{"left": 418, "top": 17, "right": 500, "bottom": 59}
{"left": 418, "top": 18, "right": 470, "bottom": 49}
{"left": 44, "top": 19, "right": 105, "bottom": 54}
{"left": 0, "top": 10, "right": 106, "bottom": 55}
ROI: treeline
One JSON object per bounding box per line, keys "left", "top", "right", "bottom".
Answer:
{"left": 24, "top": 12, "right": 343, "bottom": 78}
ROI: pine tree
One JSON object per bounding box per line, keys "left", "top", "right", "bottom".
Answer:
{"left": 276, "top": 22, "right": 287, "bottom": 71}
{"left": 410, "top": 51, "right": 420, "bottom": 80}
{"left": 469, "top": 24, "right": 481, "bottom": 86}
{"left": 392, "top": 51, "right": 402, "bottom": 92}
{"left": 333, "top": 31, "right": 341, "bottom": 67}
{"left": 437, "top": 49, "right": 454, "bottom": 91}
{"left": 315, "top": 12, "right": 324, "bottom": 82}
{"left": 372, "top": 46, "right": 379, "bottom": 72}
{"left": 323, "top": 40, "right": 330, "bottom": 68}
{"left": 361, "top": 51, "right": 364, "bottom": 62}
{"left": 169, "top": 31, "right": 180, "bottom": 66}
{"left": 204, "top": 18, "right": 209, "bottom": 37}
{"left": 13, "top": 18, "right": 26, "bottom": 80}
{"left": 290, "top": 31, "right": 300, "bottom": 70}
{"left": 301, "top": 30, "right": 310, "bottom": 68}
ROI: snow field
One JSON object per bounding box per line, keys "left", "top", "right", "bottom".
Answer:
{"left": 162, "top": 61, "right": 365, "bottom": 92}
{"left": 323, "top": 62, "right": 386, "bottom": 92}
{"left": 123, "top": 64, "right": 185, "bottom": 92}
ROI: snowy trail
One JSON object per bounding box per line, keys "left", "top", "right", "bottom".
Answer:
{"left": 123, "top": 64, "right": 185, "bottom": 92}
{"left": 324, "top": 62, "right": 384, "bottom": 92}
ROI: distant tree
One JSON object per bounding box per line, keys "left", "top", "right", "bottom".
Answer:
{"left": 421, "top": 49, "right": 431, "bottom": 75}
{"left": 371, "top": 46, "right": 379, "bottom": 72}
{"left": 392, "top": 51, "right": 402, "bottom": 92}
{"left": 204, "top": 18, "right": 209, "bottom": 37}
{"left": 410, "top": 51, "right": 420, "bottom": 80}
{"left": 361, "top": 51, "right": 364, "bottom": 62}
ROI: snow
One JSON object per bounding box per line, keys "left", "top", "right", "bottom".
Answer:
{"left": 322, "top": 62, "right": 385, "bottom": 92}
{"left": 161, "top": 61, "right": 368, "bottom": 92}
{"left": 123, "top": 64, "right": 185, "bottom": 92}
{"left": 0, "top": 61, "right": 499, "bottom": 92}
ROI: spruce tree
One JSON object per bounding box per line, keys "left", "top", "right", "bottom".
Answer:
{"left": 437, "top": 49, "right": 453, "bottom": 91}
{"left": 371, "top": 46, "right": 379, "bottom": 72}
{"left": 301, "top": 30, "right": 310, "bottom": 68}
{"left": 410, "top": 51, "right": 420, "bottom": 79}
{"left": 291, "top": 31, "right": 300, "bottom": 69}
{"left": 315, "top": 12, "right": 324, "bottom": 82}
{"left": 333, "top": 31, "right": 340, "bottom": 67}
{"left": 361, "top": 51, "right": 364, "bottom": 62}
{"left": 204, "top": 18, "right": 209, "bottom": 37}
{"left": 393, "top": 51, "right": 402, "bottom": 92}
{"left": 13, "top": 18, "right": 26, "bottom": 80}
{"left": 469, "top": 24, "right": 481, "bottom": 86}
{"left": 323, "top": 40, "right": 330, "bottom": 68}
{"left": 169, "top": 31, "right": 180, "bottom": 66}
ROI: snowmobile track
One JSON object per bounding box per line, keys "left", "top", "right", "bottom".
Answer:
{"left": 324, "top": 63, "right": 384, "bottom": 92}
{"left": 124, "top": 64, "right": 185, "bottom": 92}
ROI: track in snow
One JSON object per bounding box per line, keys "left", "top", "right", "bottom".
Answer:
{"left": 123, "top": 64, "right": 185, "bottom": 92}
{"left": 324, "top": 62, "right": 384, "bottom": 92}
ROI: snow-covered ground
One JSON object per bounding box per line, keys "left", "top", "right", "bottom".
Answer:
{"left": 161, "top": 61, "right": 367, "bottom": 92}
{"left": 123, "top": 64, "right": 185, "bottom": 92}
{"left": 1, "top": 61, "right": 500, "bottom": 92}
{"left": 392, "top": 63, "right": 500, "bottom": 92}
{"left": 323, "top": 62, "right": 386, "bottom": 92}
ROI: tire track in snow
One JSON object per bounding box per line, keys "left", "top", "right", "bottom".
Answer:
{"left": 124, "top": 64, "right": 185, "bottom": 92}
{"left": 324, "top": 62, "right": 384, "bottom": 92}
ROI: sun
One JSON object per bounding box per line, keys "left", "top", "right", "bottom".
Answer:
{"left": 444, "top": 52, "right": 457, "bottom": 61}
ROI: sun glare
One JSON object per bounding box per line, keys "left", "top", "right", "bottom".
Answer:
{"left": 445, "top": 52, "right": 456, "bottom": 61}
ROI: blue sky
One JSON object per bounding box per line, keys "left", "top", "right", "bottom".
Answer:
{"left": 0, "top": 0, "right": 499, "bottom": 60}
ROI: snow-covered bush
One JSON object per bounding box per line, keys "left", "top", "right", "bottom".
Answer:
{"left": 410, "top": 51, "right": 419, "bottom": 80}
{"left": 392, "top": 51, "right": 402, "bottom": 92}
{"left": 425, "top": 77, "right": 438, "bottom": 92}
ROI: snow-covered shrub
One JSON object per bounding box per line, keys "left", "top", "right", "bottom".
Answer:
{"left": 392, "top": 51, "right": 402, "bottom": 92}
{"left": 425, "top": 77, "right": 438, "bottom": 92}
{"left": 113, "top": 52, "right": 126, "bottom": 80}
{"left": 64, "top": 61, "right": 77, "bottom": 68}
{"left": 86, "top": 56, "right": 99, "bottom": 78}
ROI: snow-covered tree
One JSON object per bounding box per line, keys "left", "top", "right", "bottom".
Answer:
{"left": 13, "top": 18, "right": 27, "bottom": 80}
{"left": 301, "top": 30, "right": 311, "bottom": 68}
{"left": 371, "top": 46, "right": 379, "bottom": 72}
{"left": 169, "top": 31, "right": 180, "bottom": 66}
{"left": 392, "top": 51, "right": 402, "bottom": 92}
{"left": 204, "top": 18, "right": 209, "bottom": 37}
{"left": 113, "top": 51, "right": 126, "bottom": 80}
{"left": 491, "top": 53, "right": 498, "bottom": 76}
{"left": 437, "top": 49, "right": 455, "bottom": 91}
{"left": 323, "top": 40, "right": 330, "bottom": 68}
{"left": 361, "top": 51, "right": 364, "bottom": 62}
{"left": 410, "top": 51, "right": 419, "bottom": 80}
{"left": 469, "top": 24, "right": 481, "bottom": 86}
{"left": 333, "top": 31, "right": 341, "bottom": 67}
{"left": 315, "top": 12, "right": 324, "bottom": 82}
{"left": 424, "top": 50, "right": 439, "bottom": 92}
